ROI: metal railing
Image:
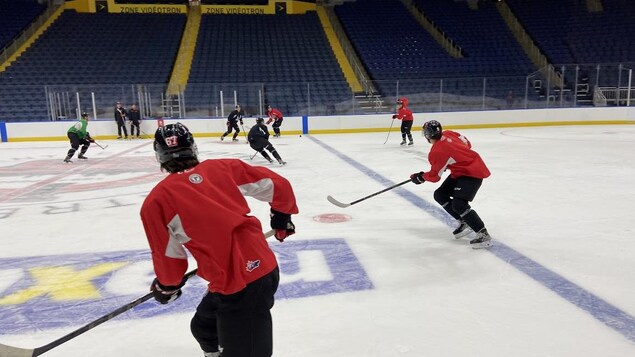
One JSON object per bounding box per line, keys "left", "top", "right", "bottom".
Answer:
{"left": 2, "top": 62, "right": 631, "bottom": 122}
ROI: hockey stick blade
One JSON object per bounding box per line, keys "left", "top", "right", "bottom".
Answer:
{"left": 0, "top": 231, "right": 277, "bottom": 357}
{"left": 94, "top": 142, "right": 108, "bottom": 150}
{"left": 327, "top": 179, "right": 411, "bottom": 208}
{"left": 327, "top": 195, "right": 351, "bottom": 208}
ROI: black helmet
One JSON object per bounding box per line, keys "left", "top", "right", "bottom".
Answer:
{"left": 266, "top": 104, "right": 271, "bottom": 110}
{"left": 256, "top": 117, "right": 265, "bottom": 124}
{"left": 153, "top": 123, "right": 198, "bottom": 164}
{"left": 81, "top": 112, "right": 88, "bottom": 118}
{"left": 422, "top": 120, "right": 442, "bottom": 141}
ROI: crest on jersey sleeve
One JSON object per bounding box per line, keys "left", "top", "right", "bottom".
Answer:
{"left": 189, "top": 173, "right": 203, "bottom": 184}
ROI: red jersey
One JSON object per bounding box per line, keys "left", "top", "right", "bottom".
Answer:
{"left": 140, "top": 159, "right": 298, "bottom": 295}
{"left": 266, "top": 108, "right": 283, "bottom": 125}
{"left": 395, "top": 107, "right": 413, "bottom": 122}
{"left": 395, "top": 98, "right": 413, "bottom": 122}
{"left": 423, "top": 130, "right": 491, "bottom": 183}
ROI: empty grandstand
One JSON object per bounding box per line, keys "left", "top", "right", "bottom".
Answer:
{"left": 0, "top": 0, "right": 632, "bottom": 122}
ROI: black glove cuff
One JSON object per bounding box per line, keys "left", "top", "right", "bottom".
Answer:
{"left": 154, "top": 278, "right": 185, "bottom": 291}
{"left": 270, "top": 209, "right": 291, "bottom": 230}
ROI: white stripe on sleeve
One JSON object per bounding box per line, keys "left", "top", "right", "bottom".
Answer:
{"left": 165, "top": 214, "right": 190, "bottom": 260}
{"left": 239, "top": 178, "right": 274, "bottom": 202}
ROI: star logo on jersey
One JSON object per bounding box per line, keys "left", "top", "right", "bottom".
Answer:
{"left": 189, "top": 173, "right": 203, "bottom": 184}
{"left": 245, "top": 259, "right": 260, "bottom": 272}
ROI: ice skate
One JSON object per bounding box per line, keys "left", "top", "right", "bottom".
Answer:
{"left": 77, "top": 155, "right": 88, "bottom": 160}
{"left": 267, "top": 158, "right": 274, "bottom": 163}
{"left": 408, "top": 141, "right": 414, "bottom": 146}
{"left": 203, "top": 352, "right": 221, "bottom": 357}
{"left": 278, "top": 159, "right": 287, "bottom": 165}
{"left": 470, "top": 229, "right": 492, "bottom": 249}
{"left": 453, "top": 220, "right": 472, "bottom": 239}
{"left": 220, "top": 135, "right": 225, "bottom": 141}
{"left": 232, "top": 138, "right": 239, "bottom": 142}
{"left": 63, "top": 157, "right": 72, "bottom": 163}
{"left": 400, "top": 139, "right": 406, "bottom": 146}
{"left": 117, "top": 136, "right": 122, "bottom": 140}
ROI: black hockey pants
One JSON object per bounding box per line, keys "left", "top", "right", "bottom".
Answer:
{"left": 401, "top": 121, "right": 413, "bottom": 142}
{"left": 190, "top": 267, "right": 279, "bottom": 357}
{"left": 250, "top": 140, "right": 282, "bottom": 161}
{"left": 434, "top": 176, "right": 486, "bottom": 232}
{"left": 223, "top": 122, "right": 240, "bottom": 139}
{"left": 66, "top": 132, "right": 90, "bottom": 159}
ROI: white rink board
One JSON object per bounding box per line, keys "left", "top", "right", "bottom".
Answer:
{"left": 4, "top": 107, "right": 635, "bottom": 141}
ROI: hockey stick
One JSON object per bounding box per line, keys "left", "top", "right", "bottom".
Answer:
{"left": 0, "top": 269, "right": 198, "bottom": 357}
{"left": 0, "top": 230, "right": 276, "bottom": 357}
{"left": 93, "top": 141, "right": 108, "bottom": 150}
{"left": 249, "top": 151, "right": 259, "bottom": 160}
{"left": 327, "top": 179, "right": 411, "bottom": 208}
{"left": 240, "top": 123, "right": 249, "bottom": 144}
{"left": 383, "top": 118, "right": 396, "bottom": 145}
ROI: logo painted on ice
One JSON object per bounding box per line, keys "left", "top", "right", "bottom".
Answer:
{"left": 245, "top": 259, "right": 260, "bottom": 272}
{"left": 0, "top": 239, "right": 372, "bottom": 334}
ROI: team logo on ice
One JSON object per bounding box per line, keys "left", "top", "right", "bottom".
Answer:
{"left": 189, "top": 174, "right": 203, "bottom": 184}
{"left": 0, "top": 239, "right": 373, "bottom": 334}
{"left": 0, "top": 157, "right": 164, "bottom": 203}
{"left": 246, "top": 259, "right": 261, "bottom": 272}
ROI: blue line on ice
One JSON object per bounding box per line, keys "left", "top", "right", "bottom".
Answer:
{"left": 310, "top": 135, "right": 635, "bottom": 344}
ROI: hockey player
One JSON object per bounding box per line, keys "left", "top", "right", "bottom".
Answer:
{"left": 265, "top": 104, "right": 284, "bottom": 137}
{"left": 141, "top": 123, "right": 298, "bottom": 357}
{"left": 392, "top": 97, "right": 414, "bottom": 145}
{"left": 63, "top": 112, "right": 94, "bottom": 163}
{"left": 248, "top": 117, "right": 286, "bottom": 165}
{"left": 221, "top": 104, "right": 243, "bottom": 141}
{"left": 409, "top": 120, "right": 492, "bottom": 249}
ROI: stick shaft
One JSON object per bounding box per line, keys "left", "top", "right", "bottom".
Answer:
{"left": 32, "top": 269, "right": 198, "bottom": 356}
{"left": 350, "top": 179, "right": 411, "bottom": 205}
{"left": 93, "top": 142, "right": 107, "bottom": 150}
{"left": 327, "top": 179, "right": 411, "bottom": 208}
{"left": 1, "top": 231, "right": 277, "bottom": 357}
{"left": 383, "top": 119, "right": 396, "bottom": 144}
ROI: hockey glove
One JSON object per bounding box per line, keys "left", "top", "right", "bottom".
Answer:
{"left": 410, "top": 172, "right": 425, "bottom": 185}
{"left": 392, "top": 115, "right": 398, "bottom": 119}
{"left": 151, "top": 278, "right": 184, "bottom": 305}
{"left": 270, "top": 209, "right": 296, "bottom": 242}
{"left": 86, "top": 133, "right": 95, "bottom": 143}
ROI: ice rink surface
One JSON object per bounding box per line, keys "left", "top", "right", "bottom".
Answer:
{"left": 1, "top": 124, "right": 635, "bottom": 357}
